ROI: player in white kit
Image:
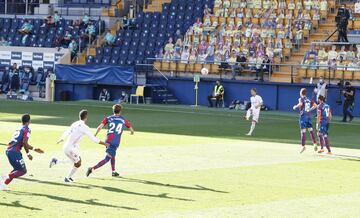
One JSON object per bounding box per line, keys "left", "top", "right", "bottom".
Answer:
{"left": 245, "top": 88, "right": 263, "bottom": 136}
{"left": 49, "top": 110, "right": 108, "bottom": 182}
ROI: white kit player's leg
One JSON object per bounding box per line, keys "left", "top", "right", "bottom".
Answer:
{"left": 246, "top": 109, "right": 259, "bottom": 136}
{"left": 245, "top": 109, "right": 252, "bottom": 121}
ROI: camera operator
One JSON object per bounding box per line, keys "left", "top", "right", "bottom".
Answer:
{"left": 337, "top": 4, "right": 350, "bottom": 42}
{"left": 342, "top": 81, "right": 355, "bottom": 122}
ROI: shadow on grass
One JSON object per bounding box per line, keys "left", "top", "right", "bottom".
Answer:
{"left": 18, "top": 177, "right": 193, "bottom": 202}
{"left": 19, "top": 177, "right": 91, "bottom": 190}
{"left": 0, "top": 200, "right": 42, "bottom": 211}
{"left": 76, "top": 181, "right": 195, "bottom": 202}
{"left": 95, "top": 177, "right": 229, "bottom": 193}
{"left": 9, "top": 191, "right": 138, "bottom": 211}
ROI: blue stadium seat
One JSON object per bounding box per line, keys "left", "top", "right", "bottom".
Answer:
{"left": 86, "top": 55, "right": 94, "bottom": 64}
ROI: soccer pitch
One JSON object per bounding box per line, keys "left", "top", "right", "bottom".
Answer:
{"left": 0, "top": 100, "right": 359, "bottom": 217}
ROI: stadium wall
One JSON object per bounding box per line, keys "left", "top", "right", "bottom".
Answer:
{"left": 152, "top": 78, "right": 360, "bottom": 117}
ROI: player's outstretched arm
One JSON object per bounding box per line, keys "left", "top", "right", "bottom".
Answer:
{"left": 23, "top": 138, "right": 44, "bottom": 160}
{"left": 129, "top": 127, "right": 135, "bottom": 135}
{"left": 293, "top": 99, "right": 302, "bottom": 110}
{"left": 58, "top": 127, "right": 71, "bottom": 144}
{"left": 95, "top": 123, "right": 105, "bottom": 136}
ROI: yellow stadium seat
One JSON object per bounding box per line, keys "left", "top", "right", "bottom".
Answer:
{"left": 334, "top": 70, "right": 344, "bottom": 79}
{"left": 344, "top": 71, "right": 353, "bottom": 80}
{"left": 130, "top": 86, "right": 145, "bottom": 104}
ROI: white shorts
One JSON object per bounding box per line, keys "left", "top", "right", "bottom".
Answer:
{"left": 64, "top": 146, "right": 81, "bottom": 163}
{"left": 246, "top": 108, "right": 260, "bottom": 123}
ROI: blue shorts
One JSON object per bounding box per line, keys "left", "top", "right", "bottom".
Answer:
{"left": 106, "top": 145, "right": 119, "bottom": 157}
{"left": 6, "top": 150, "right": 26, "bottom": 171}
{"left": 299, "top": 117, "right": 313, "bottom": 129}
{"left": 319, "top": 123, "right": 329, "bottom": 135}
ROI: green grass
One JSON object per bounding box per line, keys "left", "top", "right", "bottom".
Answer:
{"left": 0, "top": 99, "right": 359, "bottom": 217}
{"left": 0, "top": 99, "right": 359, "bottom": 149}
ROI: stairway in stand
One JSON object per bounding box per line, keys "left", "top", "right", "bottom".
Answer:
{"left": 144, "top": 0, "right": 171, "bottom": 12}
{"left": 271, "top": 13, "right": 338, "bottom": 83}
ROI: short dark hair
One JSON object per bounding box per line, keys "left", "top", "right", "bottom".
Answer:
{"left": 301, "top": 88, "right": 307, "bottom": 96}
{"left": 22, "top": 114, "right": 31, "bottom": 124}
{"left": 345, "top": 81, "right": 351, "bottom": 86}
{"left": 318, "top": 95, "right": 326, "bottom": 102}
{"left": 113, "top": 104, "right": 122, "bottom": 114}
{"left": 79, "top": 109, "right": 88, "bottom": 120}
{"left": 251, "top": 88, "right": 257, "bottom": 93}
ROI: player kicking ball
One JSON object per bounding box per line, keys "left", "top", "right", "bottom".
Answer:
{"left": 49, "top": 109, "right": 108, "bottom": 182}
{"left": 244, "top": 88, "right": 263, "bottom": 136}
{"left": 0, "top": 114, "right": 44, "bottom": 190}
{"left": 86, "top": 104, "right": 134, "bottom": 177}
{"left": 293, "top": 88, "right": 318, "bottom": 153}
{"left": 316, "top": 95, "right": 332, "bottom": 155}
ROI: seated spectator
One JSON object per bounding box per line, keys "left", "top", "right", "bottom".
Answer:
{"left": 355, "top": 0, "right": 360, "bottom": 13}
{"left": 180, "top": 46, "right": 190, "bottom": 63}
{"left": 63, "top": 30, "right": 72, "bottom": 47}
{"left": 53, "top": 11, "right": 62, "bottom": 26}
{"left": 329, "top": 58, "right": 337, "bottom": 70}
{"left": 328, "top": 45, "right": 338, "bottom": 60}
{"left": 309, "top": 57, "right": 318, "bottom": 70}
{"left": 18, "top": 19, "right": 33, "bottom": 35}
{"left": 103, "top": 30, "right": 115, "bottom": 46}
{"left": 347, "top": 58, "right": 360, "bottom": 71}
{"left": 207, "top": 80, "right": 224, "bottom": 108}
{"left": 155, "top": 48, "right": 164, "bottom": 60}
{"left": 68, "top": 39, "right": 78, "bottom": 60}
{"left": 337, "top": 56, "right": 346, "bottom": 70}
{"left": 9, "top": 63, "right": 20, "bottom": 97}
{"left": 318, "top": 47, "right": 328, "bottom": 60}
{"left": 337, "top": 46, "right": 347, "bottom": 60}
{"left": 256, "top": 55, "right": 271, "bottom": 81}
{"left": 346, "top": 46, "right": 355, "bottom": 60}
{"left": 174, "top": 29, "right": 183, "bottom": 41}
{"left": 99, "top": 88, "right": 110, "bottom": 101}
{"left": 319, "top": 57, "right": 329, "bottom": 70}
{"left": 0, "top": 37, "right": 11, "bottom": 46}
{"left": 82, "top": 13, "right": 90, "bottom": 27}
{"left": 204, "top": 4, "right": 212, "bottom": 16}
{"left": 83, "top": 22, "right": 96, "bottom": 40}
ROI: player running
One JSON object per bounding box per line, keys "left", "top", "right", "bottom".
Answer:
{"left": 245, "top": 88, "right": 263, "bottom": 136}
{"left": 0, "top": 114, "right": 44, "bottom": 190}
{"left": 49, "top": 109, "right": 108, "bottom": 182}
{"left": 316, "top": 95, "right": 332, "bottom": 154}
{"left": 86, "top": 104, "right": 134, "bottom": 177}
{"left": 293, "top": 88, "right": 318, "bottom": 153}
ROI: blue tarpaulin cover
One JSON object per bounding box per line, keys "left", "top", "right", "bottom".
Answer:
{"left": 55, "top": 64, "right": 134, "bottom": 85}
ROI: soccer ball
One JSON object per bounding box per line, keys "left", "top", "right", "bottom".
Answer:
{"left": 201, "top": 68, "right": 209, "bottom": 75}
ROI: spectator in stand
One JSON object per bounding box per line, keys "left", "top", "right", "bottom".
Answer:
{"left": 204, "top": 4, "right": 212, "bottom": 16}
{"left": 337, "top": 56, "right": 346, "bottom": 70}
{"left": 337, "top": 46, "right": 347, "bottom": 60}
{"left": 174, "top": 29, "right": 183, "bottom": 41}
{"left": 207, "top": 80, "right": 225, "bottom": 108}
{"left": 319, "top": 57, "right": 329, "bottom": 70}
{"left": 327, "top": 45, "right": 338, "bottom": 60}
{"left": 18, "top": 19, "right": 33, "bottom": 35}
{"left": 256, "top": 55, "right": 271, "bottom": 81}
{"left": 346, "top": 46, "right": 355, "bottom": 60}
{"left": 62, "top": 30, "right": 72, "bottom": 47}
{"left": 318, "top": 47, "right": 328, "bottom": 60}
{"left": 9, "top": 63, "right": 20, "bottom": 97}
{"left": 329, "top": 58, "right": 337, "bottom": 70}
{"left": 103, "top": 29, "right": 115, "bottom": 46}
{"left": 0, "top": 37, "right": 10, "bottom": 46}
{"left": 82, "top": 13, "right": 90, "bottom": 27}
{"left": 355, "top": 0, "right": 360, "bottom": 13}
{"left": 84, "top": 22, "right": 96, "bottom": 40}
{"left": 347, "top": 58, "right": 360, "bottom": 71}
{"left": 68, "top": 39, "right": 78, "bottom": 60}
{"left": 99, "top": 88, "right": 110, "bottom": 101}
{"left": 53, "top": 11, "right": 62, "bottom": 26}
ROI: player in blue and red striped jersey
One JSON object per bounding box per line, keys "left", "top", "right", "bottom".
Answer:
{"left": 293, "top": 88, "right": 318, "bottom": 153}
{"left": 0, "top": 114, "right": 44, "bottom": 190}
{"left": 86, "top": 104, "right": 134, "bottom": 177}
{"left": 316, "top": 95, "right": 332, "bottom": 154}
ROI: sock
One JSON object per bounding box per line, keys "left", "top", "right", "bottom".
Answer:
{"left": 324, "top": 136, "right": 331, "bottom": 153}
{"left": 111, "top": 157, "right": 116, "bottom": 172}
{"left": 68, "top": 166, "right": 78, "bottom": 179}
{"left": 309, "top": 130, "right": 317, "bottom": 144}
{"left": 249, "top": 121, "right": 256, "bottom": 135}
{"left": 5, "top": 170, "right": 26, "bottom": 185}
{"left": 301, "top": 131, "right": 306, "bottom": 146}
{"left": 93, "top": 156, "right": 111, "bottom": 170}
{"left": 318, "top": 133, "right": 324, "bottom": 149}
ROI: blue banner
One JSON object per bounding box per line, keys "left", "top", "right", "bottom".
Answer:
{"left": 55, "top": 64, "right": 134, "bottom": 85}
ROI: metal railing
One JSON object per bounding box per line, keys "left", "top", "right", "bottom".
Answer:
{"left": 148, "top": 58, "right": 360, "bottom": 84}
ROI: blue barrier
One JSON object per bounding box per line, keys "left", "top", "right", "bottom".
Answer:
{"left": 55, "top": 64, "right": 134, "bottom": 85}
{"left": 149, "top": 77, "right": 359, "bottom": 117}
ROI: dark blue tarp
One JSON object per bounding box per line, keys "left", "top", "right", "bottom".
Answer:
{"left": 55, "top": 64, "right": 134, "bottom": 85}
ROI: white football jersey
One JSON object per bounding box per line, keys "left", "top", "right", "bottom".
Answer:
{"left": 61, "top": 120, "right": 100, "bottom": 149}
{"left": 250, "top": 95, "right": 263, "bottom": 110}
